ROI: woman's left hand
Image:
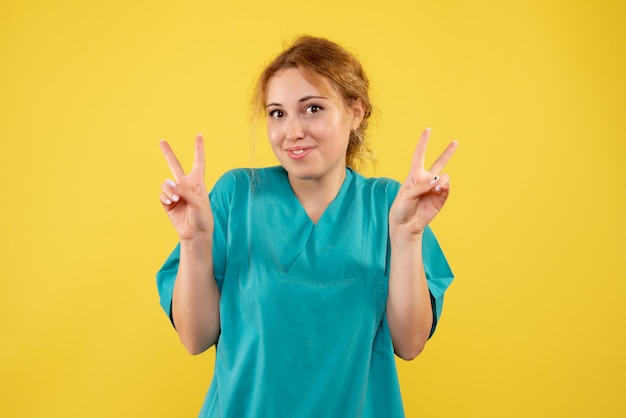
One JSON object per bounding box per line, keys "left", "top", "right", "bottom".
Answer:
{"left": 389, "top": 128, "right": 458, "bottom": 240}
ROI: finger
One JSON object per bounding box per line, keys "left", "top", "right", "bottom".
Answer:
{"left": 398, "top": 181, "right": 438, "bottom": 202}
{"left": 161, "top": 179, "right": 180, "bottom": 203}
{"left": 398, "top": 172, "right": 444, "bottom": 201}
{"left": 160, "top": 140, "right": 186, "bottom": 181}
{"left": 160, "top": 192, "right": 175, "bottom": 208}
{"left": 192, "top": 133, "right": 205, "bottom": 176}
{"left": 435, "top": 174, "right": 451, "bottom": 202}
{"left": 408, "top": 128, "right": 431, "bottom": 175}
{"left": 431, "top": 173, "right": 451, "bottom": 193}
{"left": 401, "top": 172, "right": 451, "bottom": 201}
{"left": 428, "top": 140, "right": 458, "bottom": 175}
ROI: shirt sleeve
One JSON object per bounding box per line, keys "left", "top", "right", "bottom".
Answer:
{"left": 422, "top": 225, "right": 454, "bottom": 338}
{"left": 156, "top": 242, "right": 180, "bottom": 325}
{"left": 155, "top": 170, "right": 235, "bottom": 326}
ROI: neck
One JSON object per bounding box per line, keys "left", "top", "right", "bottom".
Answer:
{"left": 288, "top": 167, "right": 347, "bottom": 224}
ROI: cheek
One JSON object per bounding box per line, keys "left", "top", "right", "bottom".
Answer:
{"left": 266, "top": 125, "right": 281, "bottom": 147}
{"left": 311, "top": 117, "right": 349, "bottom": 142}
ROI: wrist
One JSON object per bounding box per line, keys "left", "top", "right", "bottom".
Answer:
{"left": 389, "top": 233, "right": 423, "bottom": 255}
{"left": 180, "top": 233, "right": 213, "bottom": 251}
{"left": 389, "top": 224, "right": 423, "bottom": 243}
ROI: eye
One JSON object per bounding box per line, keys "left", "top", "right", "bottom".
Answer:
{"left": 268, "top": 109, "right": 284, "bottom": 119}
{"left": 305, "top": 104, "right": 323, "bottom": 114}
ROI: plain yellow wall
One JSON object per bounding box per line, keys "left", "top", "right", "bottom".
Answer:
{"left": 1, "top": 0, "right": 625, "bottom": 416}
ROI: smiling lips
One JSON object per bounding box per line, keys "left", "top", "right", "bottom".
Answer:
{"left": 287, "top": 146, "right": 315, "bottom": 159}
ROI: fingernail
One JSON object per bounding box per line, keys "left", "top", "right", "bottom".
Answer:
{"left": 197, "top": 132, "right": 203, "bottom": 137}
{"left": 166, "top": 179, "right": 177, "bottom": 188}
{"left": 172, "top": 194, "right": 180, "bottom": 202}
{"left": 435, "top": 185, "right": 442, "bottom": 192}
{"left": 165, "top": 198, "right": 172, "bottom": 205}
{"left": 429, "top": 176, "right": 439, "bottom": 185}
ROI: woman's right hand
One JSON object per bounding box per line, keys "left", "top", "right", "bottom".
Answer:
{"left": 159, "top": 134, "right": 214, "bottom": 242}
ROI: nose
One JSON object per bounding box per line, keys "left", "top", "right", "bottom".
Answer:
{"left": 285, "top": 116, "right": 305, "bottom": 142}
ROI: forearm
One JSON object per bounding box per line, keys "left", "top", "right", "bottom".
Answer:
{"left": 386, "top": 231, "right": 433, "bottom": 360}
{"left": 172, "top": 235, "right": 221, "bottom": 355}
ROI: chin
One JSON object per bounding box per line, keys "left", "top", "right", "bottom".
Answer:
{"left": 276, "top": 158, "right": 313, "bottom": 179}
{"left": 285, "top": 167, "right": 323, "bottom": 181}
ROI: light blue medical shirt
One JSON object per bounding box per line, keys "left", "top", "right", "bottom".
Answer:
{"left": 157, "top": 166, "right": 454, "bottom": 417}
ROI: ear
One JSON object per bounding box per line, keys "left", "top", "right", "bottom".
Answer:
{"left": 349, "top": 98, "right": 367, "bottom": 131}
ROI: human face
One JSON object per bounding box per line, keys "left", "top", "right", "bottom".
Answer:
{"left": 265, "top": 68, "right": 362, "bottom": 184}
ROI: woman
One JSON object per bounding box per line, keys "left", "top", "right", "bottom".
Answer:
{"left": 157, "top": 36, "right": 457, "bottom": 417}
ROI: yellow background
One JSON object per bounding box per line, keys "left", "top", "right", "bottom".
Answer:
{"left": 1, "top": 0, "right": 625, "bottom": 416}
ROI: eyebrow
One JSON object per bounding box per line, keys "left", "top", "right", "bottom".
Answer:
{"left": 265, "top": 95, "right": 328, "bottom": 108}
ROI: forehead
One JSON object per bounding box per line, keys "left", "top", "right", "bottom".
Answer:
{"left": 266, "top": 67, "right": 336, "bottom": 103}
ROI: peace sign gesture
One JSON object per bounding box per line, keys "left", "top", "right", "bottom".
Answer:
{"left": 389, "top": 128, "right": 458, "bottom": 240}
{"left": 159, "top": 134, "right": 214, "bottom": 242}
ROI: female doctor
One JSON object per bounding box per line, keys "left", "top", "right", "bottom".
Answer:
{"left": 157, "top": 35, "right": 457, "bottom": 417}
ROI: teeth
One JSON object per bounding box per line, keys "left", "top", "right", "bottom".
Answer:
{"left": 292, "top": 149, "right": 304, "bottom": 155}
